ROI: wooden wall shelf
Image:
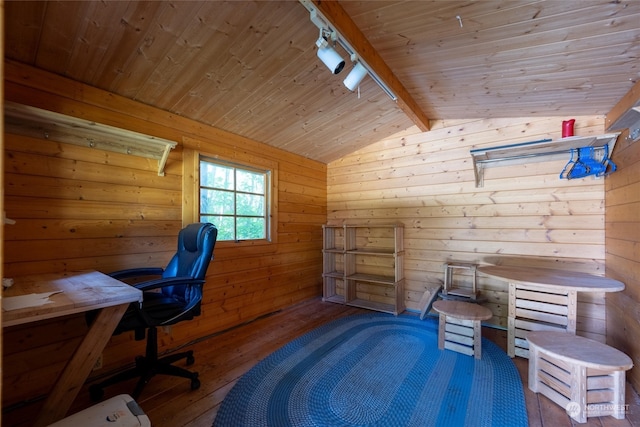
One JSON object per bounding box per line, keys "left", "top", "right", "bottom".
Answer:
{"left": 470, "top": 133, "right": 620, "bottom": 187}
{"left": 607, "top": 102, "right": 640, "bottom": 142}
{"left": 4, "top": 101, "right": 177, "bottom": 176}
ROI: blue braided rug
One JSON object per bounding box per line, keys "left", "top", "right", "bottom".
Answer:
{"left": 214, "top": 313, "right": 527, "bottom": 427}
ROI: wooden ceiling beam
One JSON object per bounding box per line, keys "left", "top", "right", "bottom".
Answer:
{"left": 310, "top": 0, "right": 430, "bottom": 132}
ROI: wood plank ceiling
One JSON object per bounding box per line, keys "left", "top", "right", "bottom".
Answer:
{"left": 4, "top": 1, "right": 640, "bottom": 163}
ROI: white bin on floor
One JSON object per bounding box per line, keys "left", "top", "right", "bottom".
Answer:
{"left": 48, "top": 394, "right": 150, "bottom": 427}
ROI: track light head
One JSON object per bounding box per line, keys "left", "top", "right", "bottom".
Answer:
{"left": 316, "top": 37, "right": 345, "bottom": 75}
{"left": 343, "top": 62, "right": 368, "bottom": 91}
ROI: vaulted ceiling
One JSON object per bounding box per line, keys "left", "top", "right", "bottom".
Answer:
{"left": 4, "top": 1, "right": 640, "bottom": 163}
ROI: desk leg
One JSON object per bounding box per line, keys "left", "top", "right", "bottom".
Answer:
{"left": 33, "top": 303, "right": 129, "bottom": 427}
{"left": 570, "top": 364, "right": 588, "bottom": 423}
{"left": 438, "top": 313, "right": 446, "bottom": 350}
{"left": 507, "top": 282, "right": 516, "bottom": 357}
{"left": 527, "top": 344, "right": 539, "bottom": 393}
{"left": 473, "top": 320, "right": 482, "bottom": 359}
{"left": 566, "top": 290, "right": 577, "bottom": 334}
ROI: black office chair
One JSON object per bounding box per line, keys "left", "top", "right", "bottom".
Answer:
{"left": 89, "top": 222, "right": 218, "bottom": 401}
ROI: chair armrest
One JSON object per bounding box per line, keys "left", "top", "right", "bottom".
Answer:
{"left": 133, "top": 276, "right": 205, "bottom": 326}
{"left": 133, "top": 276, "right": 205, "bottom": 292}
{"left": 109, "top": 267, "right": 165, "bottom": 280}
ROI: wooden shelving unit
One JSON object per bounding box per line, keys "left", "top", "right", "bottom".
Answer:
{"left": 470, "top": 133, "right": 620, "bottom": 187}
{"left": 322, "top": 224, "right": 405, "bottom": 315}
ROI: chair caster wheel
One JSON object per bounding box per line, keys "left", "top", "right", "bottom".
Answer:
{"left": 89, "top": 384, "right": 104, "bottom": 402}
{"left": 186, "top": 354, "right": 195, "bottom": 365}
{"left": 191, "top": 377, "right": 201, "bottom": 390}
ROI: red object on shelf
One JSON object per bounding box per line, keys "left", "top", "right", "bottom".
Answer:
{"left": 562, "top": 119, "right": 575, "bottom": 137}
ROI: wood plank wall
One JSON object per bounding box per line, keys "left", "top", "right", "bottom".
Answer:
{"left": 1, "top": 9, "right": 5, "bottom": 423}
{"left": 327, "top": 116, "right": 609, "bottom": 339}
{"left": 605, "top": 82, "right": 640, "bottom": 392}
{"left": 2, "top": 61, "right": 326, "bottom": 408}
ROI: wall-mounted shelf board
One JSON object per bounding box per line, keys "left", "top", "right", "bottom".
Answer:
{"left": 608, "top": 105, "right": 640, "bottom": 130}
{"left": 607, "top": 101, "right": 640, "bottom": 142}
{"left": 470, "top": 133, "right": 620, "bottom": 187}
{"left": 4, "top": 101, "right": 177, "bottom": 176}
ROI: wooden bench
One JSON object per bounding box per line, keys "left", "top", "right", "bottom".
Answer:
{"left": 432, "top": 300, "right": 492, "bottom": 359}
{"left": 527, "top": 331, "right": 633, "bottom": 423}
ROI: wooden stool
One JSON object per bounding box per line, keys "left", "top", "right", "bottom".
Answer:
{"left": 441, "top": 262, "right": 478, "bottom": 301}
{"left": 527, "top": 331, "right": 633, "bottom": 423}
{"left": 432, "top": 300, "right": 492, "bottom": 359}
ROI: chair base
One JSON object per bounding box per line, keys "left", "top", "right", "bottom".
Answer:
{"left": 90, "top": 327, "right": 200, "bottom": 401}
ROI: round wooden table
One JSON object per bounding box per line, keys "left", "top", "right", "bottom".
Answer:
{"left": 432, "top": 300, "right": 493, "bottom": 359}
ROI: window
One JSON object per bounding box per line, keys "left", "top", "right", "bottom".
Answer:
{"left": 182, "top": 143, "right": 278, "bottom": 248}
{"left": 199, "top": 156, "right": 271, "bottom": 242}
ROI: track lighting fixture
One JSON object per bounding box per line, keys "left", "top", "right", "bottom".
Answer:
{"left": 316, "top": 36, "right": 345, "bottom": 74}
{"left": 300, "top": 0, "right": 397, "bottom": 101}
{"left": 343, "top": 61, "right": 368, "bottom": 91}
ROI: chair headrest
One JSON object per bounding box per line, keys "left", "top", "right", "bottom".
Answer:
{"left": 182, "top": 223, "right": 206, "bottom": 252}
{"left": 163, "top": 223, "right": 217, "bottom": 280}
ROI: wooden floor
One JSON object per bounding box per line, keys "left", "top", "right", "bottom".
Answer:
{"left": 6, "top": 297, "right": 640, "bottom": 426}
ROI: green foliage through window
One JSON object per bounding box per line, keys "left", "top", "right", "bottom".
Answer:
{"left": 199, "top": 157, "right": 269, "bottom": 241}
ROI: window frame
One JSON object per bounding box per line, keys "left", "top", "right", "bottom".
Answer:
{"left": 199, "top": 156, "right": 271, "bottom": 242}
{"left": 183, "top": 146, "right": 278, "bottom": 249}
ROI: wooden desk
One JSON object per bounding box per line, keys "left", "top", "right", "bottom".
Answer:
{"left": 2, "top": 271, "right": 143, "bottom": 426}
{"left": 477, "top": 265, "right": 624, "bottom": 358}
